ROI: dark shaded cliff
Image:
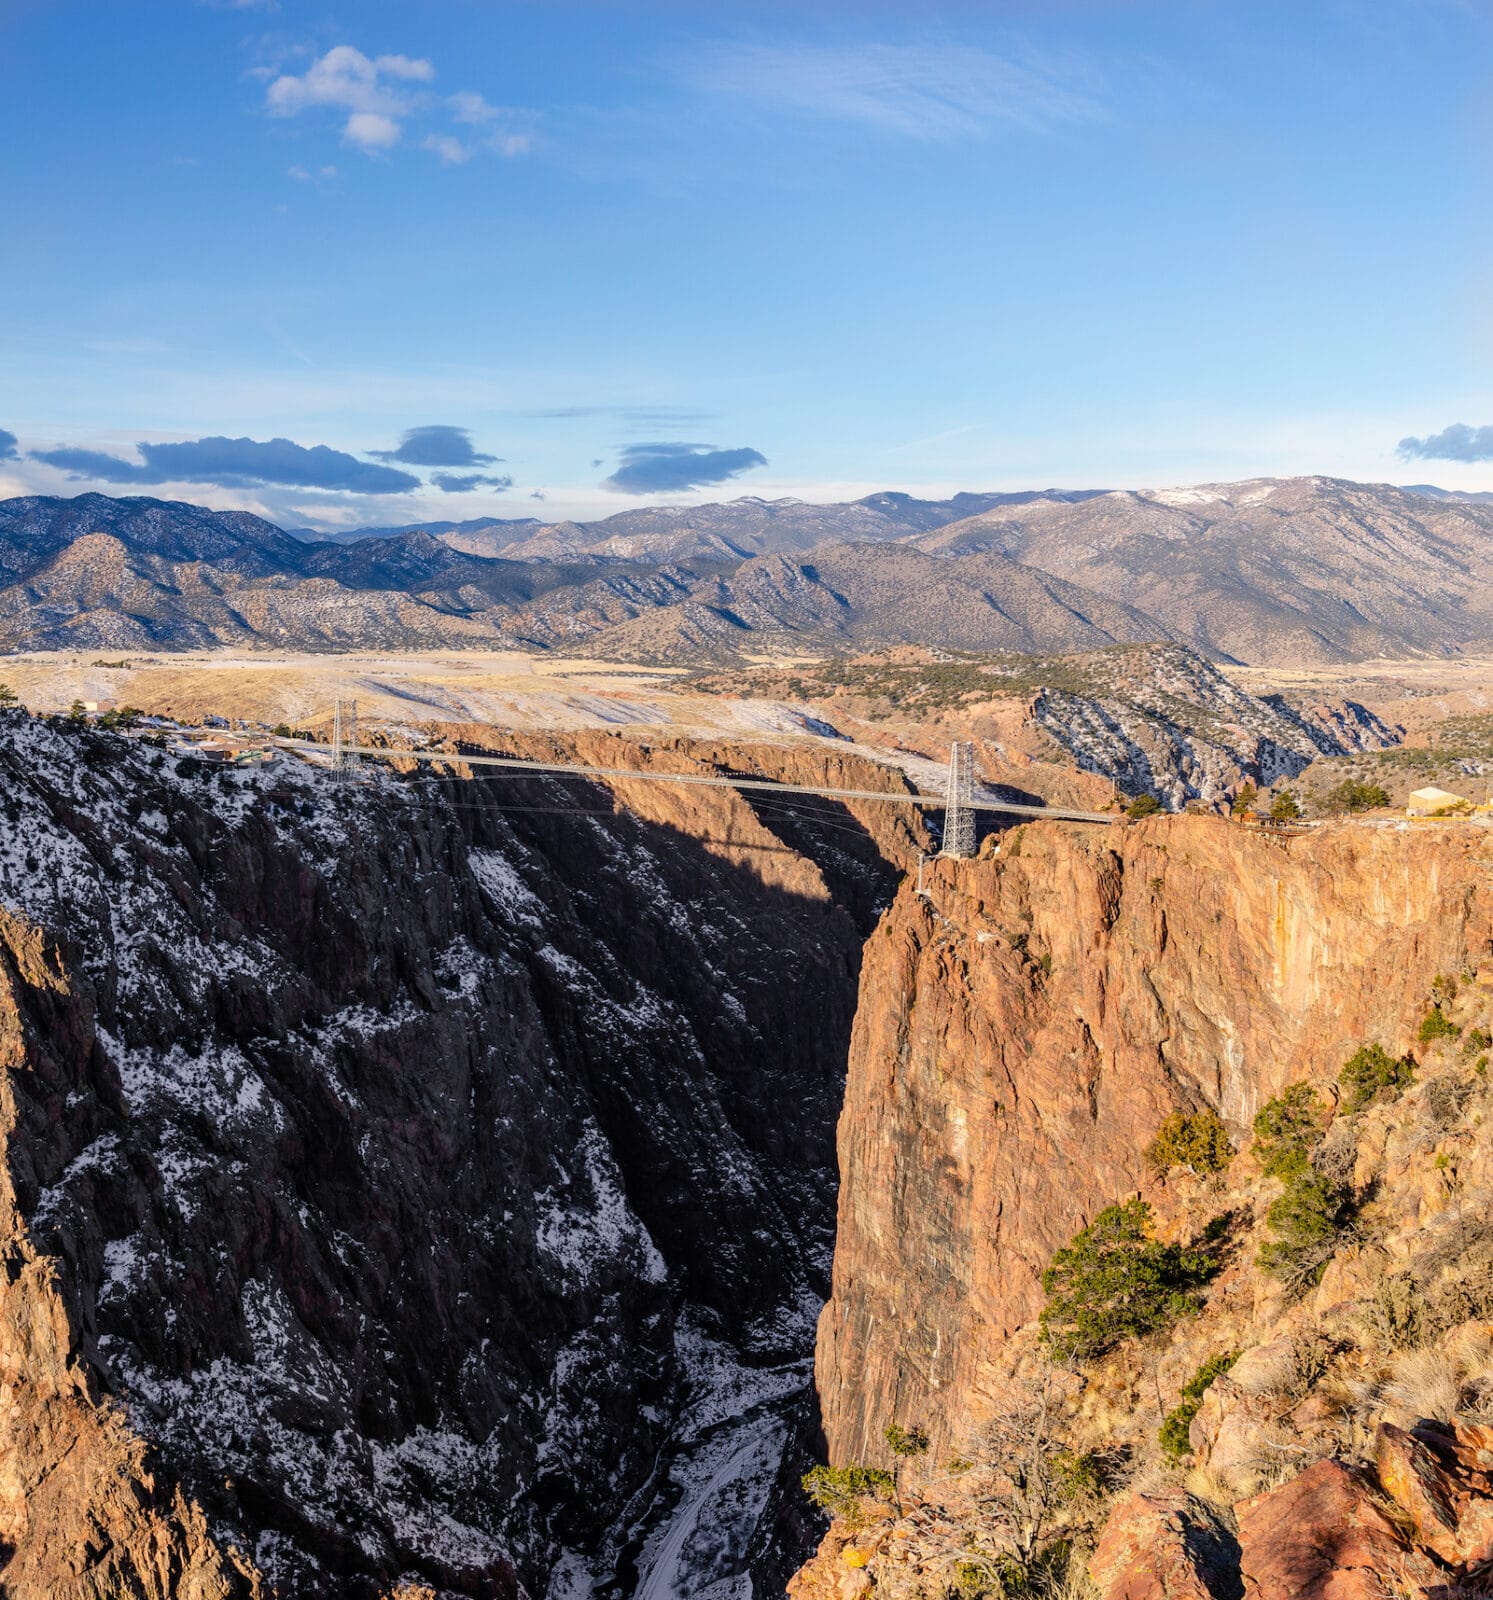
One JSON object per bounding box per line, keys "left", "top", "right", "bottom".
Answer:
{"left": 0, "top": 709, "right": 919, "bottom": 1596}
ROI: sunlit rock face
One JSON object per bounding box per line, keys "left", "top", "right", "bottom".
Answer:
{"left": 0, "top": 710, "right": 913, "bottom": 1598}
{"left": 816, "top": 814, "right": 1493, "bottom": 1464}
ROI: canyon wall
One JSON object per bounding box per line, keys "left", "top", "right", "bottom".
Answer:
{"left": 0, "top": 709, "right": 919, "bottom": 1597}
{"left": 815, "top": 815, "right": 1493, "bottom": 1464}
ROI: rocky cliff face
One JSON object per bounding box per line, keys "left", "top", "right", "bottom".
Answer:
{"left": 799, "top": 814, "right": 1493, "bottom": 1598}
{"left": 0, "top": 708, "right": 918, "bottom": 1597}
{"left": 818, "top": 816, "right": 1491, "bottom": 1461}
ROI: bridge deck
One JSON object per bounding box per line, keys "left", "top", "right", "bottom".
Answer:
{"left": 274, "top": 739, "right": 1118, "bottom": 825}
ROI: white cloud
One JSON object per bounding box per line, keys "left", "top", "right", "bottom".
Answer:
{"left": 345, "top": 111, "right": 402, "bottom": 151}
{"left": 265, "top": 45, "right": 434, "bottom": 154}
{"left": 448, "top": 91, "right": 534, "bottom": 156}
{"left": 423, "top": 134, "right": 472, "bottom": 165}
{"left": 448, "top": 90, "right": 499, "bottom": 124}
{"left": 683, "top": 41, "right": 1102, "bottom": 140}
{"left": 264, "top": 50, "right": 532, "bottom": 165}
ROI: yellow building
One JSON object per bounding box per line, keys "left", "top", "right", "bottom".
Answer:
{"left": 1407, "top": 786, "right": 1468, "bottom": 816}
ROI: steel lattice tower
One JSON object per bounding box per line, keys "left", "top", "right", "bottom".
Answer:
{"left": 331, "top": 698, "right": 359, "bottom": 780}
{"left": 941, "top": 740, "right": 976, "bottom": 858}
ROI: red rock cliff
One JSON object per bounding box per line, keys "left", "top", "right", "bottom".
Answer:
{"left": 815, "top": 815, "right": 1493, "bottom": 1464}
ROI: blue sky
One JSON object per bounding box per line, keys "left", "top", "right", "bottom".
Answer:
{"left": 2, "top": 0, "right": 1491, "bottom": 529}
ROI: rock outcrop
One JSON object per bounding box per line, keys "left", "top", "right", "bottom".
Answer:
{"left": 1234, "top": 1459, "right": 1439, "bottom": 1599}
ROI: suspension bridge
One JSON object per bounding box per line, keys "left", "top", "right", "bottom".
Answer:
{"left": 276, "top": 702, "right": 1116, "bottom": 856}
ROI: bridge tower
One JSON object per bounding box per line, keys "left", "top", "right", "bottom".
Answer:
{"left": 941, "top": 740, "right": 976, "bottom": 858}
{"left": 331, "top": 697, "right": 359, "bottom": 780}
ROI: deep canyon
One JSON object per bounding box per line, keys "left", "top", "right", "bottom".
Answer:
{"left": 5, "top": 705, "right": 1493, "bottom": 1597}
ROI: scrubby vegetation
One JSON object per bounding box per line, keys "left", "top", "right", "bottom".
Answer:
{"left": 800, "top": 1463, "right": 894, "bottom": 1527}
{"left": 1146, "top": 1108, "right": 1234, "bottom": 1177}
{"left": 1269, "top": 789, "right": 1302, "bottom": 821}
{"left": 884, "top": 1423, "right": 929, "bottom": 1457}
{"left": 1257, "top": 1169, "right": 1354, "bottom": 1289}
{"left": 1158, "top": 1350, "right": 1238, "bottom": 1460}
{"left": 1248, "top": 1082, "right": 1352, "bottom": 1288}
{"left": 1125, "top": 793, "right": 1162, "bottom": 819}
{"left": 1251, "top": 1082, "right": 1326, "bottom": 1178}
{"left": 1039, "top": 1198, "right": 1215, "bottom": 1360}
{"left": 1419, "top": 1004, "right": 1460, "bottom": 1046}
{"left": 1340, "top": 1041, "right": 1416, "bottom": 1112}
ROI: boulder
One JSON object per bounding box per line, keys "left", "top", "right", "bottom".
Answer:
{"left": 1189, "top": 1378, "right": 1278, "bottom": 1489}
{"left": 1237, "top": 1458, "right": 1440, "bottom": 1600}
{"left": 1089, "top": 1491, "right": 1242, "bottom": 1600}
{"left": 1374, "top": 1422, "right": 1465, "bottom": 1565}
{"left": 1378, "top": 1420, "right": 1493, "bottom": 1567}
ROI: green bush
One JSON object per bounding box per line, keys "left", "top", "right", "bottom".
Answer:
{"left": 1158, "top": 1351, "right": 1238, "bottom": 1460}
{"left": 1257, "top": 1170, "right": 1353, "bottom": 1289}
{"left": 1251, "top": 1082, "right": 1325, "bottom": 1179}
{"left": 1324, "top": 779, "right": 1390, "bottom": 813}
{"left": 883, "top": 1423, "right": 929, "bottom": 1457}
{"left": 1270, "top": 789, "right": 1302, "bottom": 821}
{"left": 801, "top": 1463, "right": 894, "bottom": 1525}
{"left": 1052, "top": 1448, "right": 1104, "bottom": 1501}
{"left": 1232, "top": 782, "right": 1258, "bottom": 814}
{"left": 1039, "top": 1198, "right": 1215, "bottom": 1361}
{"left": 1464, "top": 1028, "right": 1491, "bottom": 1055}
{"left": 1418, "top": 1006, "right": 1460, "bottom": 1047}
{"left": 1340, "top": 1042, "right": 1416, "bottom": 1112}
{"left": 1126, "top": 793, "right": 1163, "bottom": 818}
{"left": 0, "top": 683, "right": 16, "bottom": 705}
{"left": 1147, "top": 1108, "right": 1234, "bottom": 1177}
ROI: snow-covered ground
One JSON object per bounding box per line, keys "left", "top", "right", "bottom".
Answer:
{"left": 548, "top": 1313, "right": 815, "bottom": 1600}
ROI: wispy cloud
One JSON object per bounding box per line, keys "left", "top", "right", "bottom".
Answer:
{"left": 604, "top": 441, "right": 767, "bottom": 494}
{"left": 431, "top": 471, "right": 514, "bottom": 493}
{"left": 0, "top": 430, "right": 17, "bottom": 462}
{"left": 446, "top": 91, "right": 534, "bottom": 156}
{"left": 422, "top": 134, "right": 472, "bottom": 165}
{"left": 682, "top": 40, "right": 1103, "bottom": 140}
{"left": 1398, "top": 423, "right": 1493, "bottom": 463}
{"left": 524, "top": 404, "right": 716, "bottom": 427}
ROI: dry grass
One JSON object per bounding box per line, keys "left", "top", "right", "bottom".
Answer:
{"left": 1381, "top": 1347, "right": 1463, "bottom": 1425}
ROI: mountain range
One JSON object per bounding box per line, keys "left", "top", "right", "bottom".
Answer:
{"left": 3, "top": 478, "right": 1493, "bottom": 663}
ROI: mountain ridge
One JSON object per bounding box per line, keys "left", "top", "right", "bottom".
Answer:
{"left": 5, "top": 478, "right": 1493, "bottom": 663}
